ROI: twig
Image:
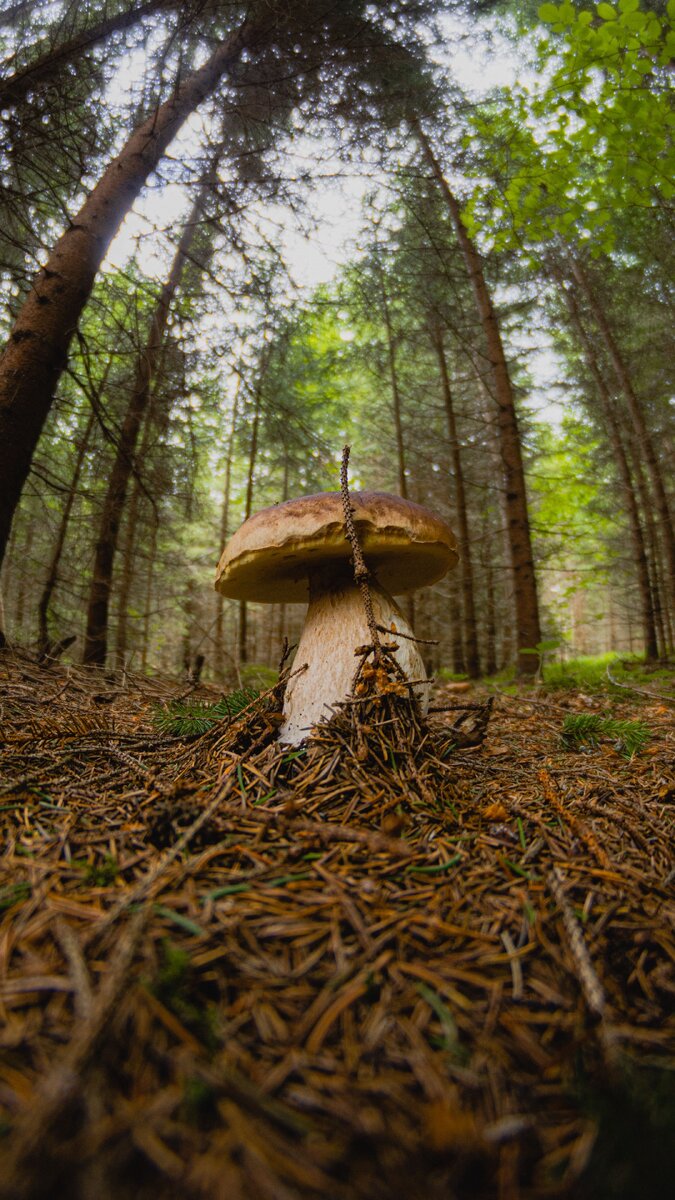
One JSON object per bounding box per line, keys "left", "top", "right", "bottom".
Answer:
{"left": 606, "top": 665, "right": 675, "bottom": 705}
{"left": 546, "top": 867, "right": 606, "bottom": 1019}
{"left": 375, "top": 623, "right": 438, "bottom": 645}
{"left": 340, "top": 444, "right": 380, "bottom": 651}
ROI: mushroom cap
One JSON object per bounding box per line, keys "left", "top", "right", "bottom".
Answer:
{"left": 215, "top": 491, "right": 458, "bottom": 602}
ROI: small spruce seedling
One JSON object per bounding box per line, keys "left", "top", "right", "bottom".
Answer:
{"left": 561, "top": 713, "right": 651, "bottom": 758}
{"left": 154, "top": 688, "right": 259, "bottom": 737}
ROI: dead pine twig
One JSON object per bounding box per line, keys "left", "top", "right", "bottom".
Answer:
{"left": 546, "top": 866, "right": 607, "bottom": 1023}
{"left": 340, "top": 443, "right": 380, "bottom": 653}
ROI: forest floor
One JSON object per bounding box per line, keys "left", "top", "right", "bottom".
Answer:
{"left": 0, "top": 648, "right": 673, "bottom": 1200}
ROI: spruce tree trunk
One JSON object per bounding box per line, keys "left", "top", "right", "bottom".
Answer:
{"left": 0, "top": 14, "right": 258, "bottom": 602}
{"left": 559, "top": 278, "right": 659, "bottom": 660}
{"left": 82, "top": 185, "right": 209, "bottom": 666}
{"left": 570, "top": 257, "right": 675, "bottom": 613}
{"left": 140, "top": 515, "right": 159, "bottom": 674}
{"left": 238, "top": 365, "right": 265, "bottom": 667}
{"left": 432, "top": 324, "right": 480, "bottom": 677}
{"left": 483, "top": 533, "right": 497, "bottom": 676}
{"left": 37, "top": 407, "right": 96, "bottom": 653}
{"left": 114, "top": 476, "right": 142, "bottom": 671}
{"left": 377, "top": 261, "right": 408, "bottom": 500}
{"left": 416, "top": 125, "right": 542, "bottom": 674}
{"left": 214, "top": 379, "right": 241, "bottom": 676}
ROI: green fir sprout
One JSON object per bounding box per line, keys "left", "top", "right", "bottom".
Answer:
{"left": 561, "top": 713, "right": 651, "bottom": 758}
{"left": 153, "top": 688, "right": 259, "bottom": 737}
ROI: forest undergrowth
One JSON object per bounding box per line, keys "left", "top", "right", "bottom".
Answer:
{"left": 0, "top": 648, "right": 673, "bottom": 1200}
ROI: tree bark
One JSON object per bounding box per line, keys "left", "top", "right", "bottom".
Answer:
{"left": 238, "top": 361, "right": 266, "bottom": 666}
{"left": 416, "top": 124, "right": 542, "bottom": 674}
{"left": 113, "top": 473, "right": 142, "bottom": 671}
{"left": 214, "top": 376, "right": 242, "bottom": 676}
{"left": 558, "top": 277, "right": 659, "bottom": 660}
{"left": 37, "top": 407, "right": 96, "bottom": 653}
{"left": 432, "top": 324, "right": 480, "bottom": 677}
{"left": 82, "top": 182, "right": 209, "bottom": 666}
{"left": 140, "top": 514, "right": 159, "bottom": 674}
{"left": 570, "top": 256, "right": 675, "bottom": 613}
{"left": 377, "top": 260, "right": 408, "bottom": 500}
{"left": 0, "top": 11, "right": 259, "bottom": 600}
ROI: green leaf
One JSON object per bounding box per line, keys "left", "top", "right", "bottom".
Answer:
{"left": 597, "top": 3, "right": 617, "bottom": 17}
{"left": 619, "top": 0, "right": 639, "bottom": 11}
{"left": 538, "top": 3, "right": 560, "bottom": 23}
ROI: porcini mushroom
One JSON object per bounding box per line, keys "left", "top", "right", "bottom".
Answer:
{"left": 215, "top": 491, "right": 458, "bottom": 744}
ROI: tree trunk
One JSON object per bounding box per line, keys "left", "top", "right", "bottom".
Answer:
{"left": 416, "top": 124, "right": 542, "bottom": 674}
{"left": 558, "top": 277, "right": 659, "bottom": 660}
{"left": 483, "top": 530, "right": 497, "bottom": 676}
{"left": 82, "top": 182, "right": 210, "bottom": 666}
{"left": 432, "top": 324, "right": 480, "bottom": 677}
{"left": 0, "top": 12, "right": 259, "bottom": 602}
{"left": 13, "top": 511, "right": 35, "bottom": 637}
{"left": 140, "top": 515, "right": 159, "bottom": 674}
{"left": 447, "top": 575, "right": 465, "bottom": 675}
{"left": 570, "top": 256, "right": 675, "bottom": 612}
{"left": 113, "top": 476, "right": 142, "bottom": 671}
{"left": 214, "top": 377, "right": 242, "bottom": 676}
{"left": 37, "top": 407, "right": 96, "bottom": 653}
{"left": 238, "top": 363, "right": 266, "bottom": 667}
{"left": 377, "top": 262, "right": 408, "bottom": 500}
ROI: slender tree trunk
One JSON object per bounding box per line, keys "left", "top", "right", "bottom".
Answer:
{"left": 214, "top": 378, "right": 241, "bottom": 676}
{"left": 625, "top": 437, "right": 669, "bottom": 657}
{"left": 559, "top": 278, "right": 659, "bottom": 660}
{"left": 483, "top": 531, "right": 497, "bottom": 676}
{"left": 238, "top": 365, "right": 265, "bottom": 667}
{"left": 570, "top": 257, "right": 675, "bottom": 611}
{"left": 37, "top": 407, "right": 96, "bottom": 653}
{"left": 0, "top": 13, "right": 259, "bottom": 602}
{"left": 416, "top": 125, "right": 541, "bottom": 674}
{"left": 432, "top": 324, "right": 480, "bottom": 677}
{"left": 447, "top": 576, "right": 465, "bottom": 675}
{"left": 13, "top": 513, "right": 35, "bottom": 637}
{"left": 83, "top": 184, "right": 208, "bottom": 666}
{"left": 377, "top": 263, "right": 408, "bottom": 500}
{"left": 140, "top": 515, "right": 159, "bottom": 674}
{"left": 114, "top": 478, "right": 142, "bottom": 670}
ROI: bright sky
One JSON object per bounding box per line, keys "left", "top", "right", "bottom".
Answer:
{"left": 104, "top": 14, "right": 522, "bottom": 286}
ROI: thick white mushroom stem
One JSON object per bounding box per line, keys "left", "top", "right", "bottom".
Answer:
{"left": 279, "top": 572, "right": 430, "bottom": 745}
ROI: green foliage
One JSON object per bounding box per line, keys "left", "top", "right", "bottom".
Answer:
{"left": 153, "top": 689, "right": 259, "bottom": 736}
{"left": 465, "top": 1, "right": 675, "bottom": 255}
{"left": 543, "top": 652, "right": 643, "bottom": 689}
{"left": 561, "top": 711, "right": 651, "bottom": 755}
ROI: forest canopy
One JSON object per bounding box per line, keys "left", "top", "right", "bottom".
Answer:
{"left": 0, "top": 0, "right": 672, "bottom": 677}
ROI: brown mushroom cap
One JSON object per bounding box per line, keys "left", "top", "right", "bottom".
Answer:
{"left": 215, "top": 491, "right": 458, "bottom": 603}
